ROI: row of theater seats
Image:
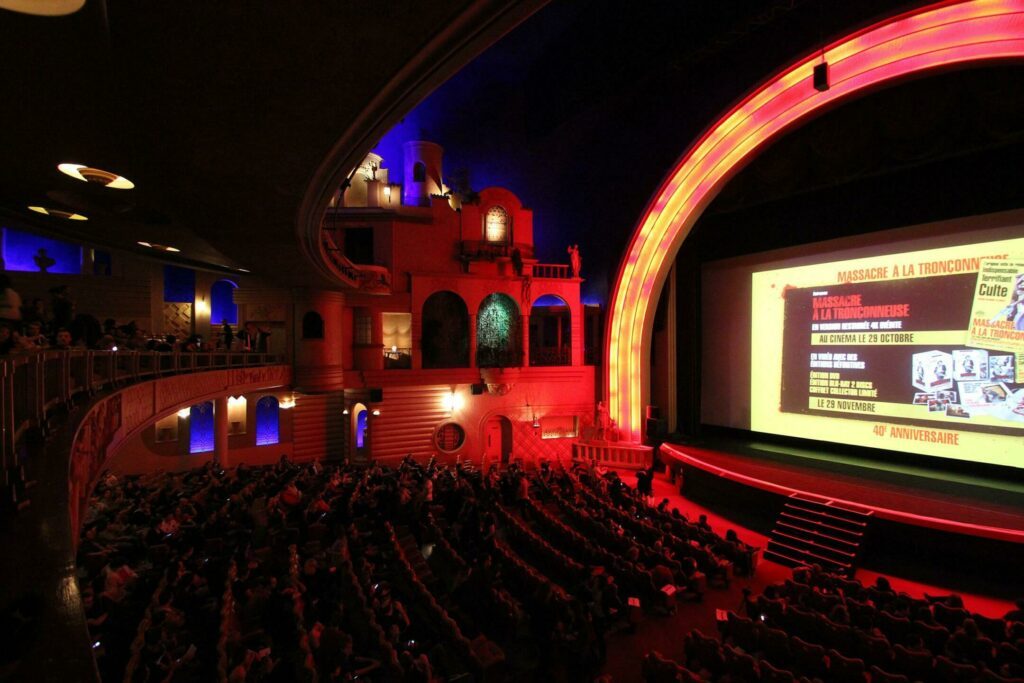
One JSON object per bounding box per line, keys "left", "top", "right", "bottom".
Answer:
{"left": 78, "top": 457, "right": 755, "bottom": 681}
{"left": 644, "top": 568, "right": 1024, "bottom": 682}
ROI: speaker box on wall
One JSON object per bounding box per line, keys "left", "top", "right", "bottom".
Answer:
{"left": 369, "top": 388, "right": 383, "bottom": 403}
{"left": 813, "top": 62, "right": 829, "bottom": 91}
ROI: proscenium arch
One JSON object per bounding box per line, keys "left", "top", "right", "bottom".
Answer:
{"left": 606, "top": 0, "right": 1024, "bottom": 443}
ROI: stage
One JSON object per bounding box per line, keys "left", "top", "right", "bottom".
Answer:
{"left": 659, "top": 439, "right": 1024, "bottom": 595}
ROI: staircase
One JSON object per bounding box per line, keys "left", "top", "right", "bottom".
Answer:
{"left": 764, "top": 494, "right": 872, "bottom": 577}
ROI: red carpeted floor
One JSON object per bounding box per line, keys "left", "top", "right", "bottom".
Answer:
{"left": 595, "top": 470, "right": 1016, "bottom": 683}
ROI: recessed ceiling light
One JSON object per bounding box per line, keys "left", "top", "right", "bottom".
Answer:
{"left": 58, "top": 163, "right": 134, "bottom": 190}
{"left": 137, "top": 241, "right": 152, "bottom": 247}
{"left": 164, "top": 246, "right": 180, "bottom": 253}
{"left": 237, "top": 268, "right": 250, "bottom": 273}
{"left": 28, "top": 205, "right": 87, "bottom": 220}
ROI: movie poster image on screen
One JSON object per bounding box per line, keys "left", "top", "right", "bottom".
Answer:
{"left": 958, "top": 381, "right": 1010, "bottom": 413}
{"left": 953, "top": 349, "right": 988, "bottom": 382}
{"left": 912, "top": 350, "right": 952, "bottom": 392}
{"left": 946, "top": 404, "right": 970, "bottom": 418}
{"left": 966, "top": 261, "right": 1024, "bottom": 355}
{"left": 990, "top": 355, "right": 1015, "bottom": 382}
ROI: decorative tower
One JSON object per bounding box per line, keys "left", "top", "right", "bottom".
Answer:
{"left": 402, "top": 140, "right": 444, "bottom": 207}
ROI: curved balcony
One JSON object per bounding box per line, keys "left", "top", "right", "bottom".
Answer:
{"left": 1, "top": 349, "right": 284, "bottom": 467}
{"left": 320, "top": 228, "right": 392, "bottom": 293}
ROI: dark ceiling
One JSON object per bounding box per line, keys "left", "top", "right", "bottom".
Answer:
{"left": 2, "top": 0, "right": 1021, "bottom": 301}
{"left": 0, "top": 0, "right": 540, "bottom": 283}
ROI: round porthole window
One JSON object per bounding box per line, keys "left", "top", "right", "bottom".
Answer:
{"left": 435, "top": 422, "right": 465, "bottom": 452}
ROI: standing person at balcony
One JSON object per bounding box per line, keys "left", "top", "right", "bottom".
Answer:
{"left": 220, "top": 320, "right": 234, "bottom": 350}
{"left": 0, "top": 274, "right": 22, "bottom": 329}
{"left": 50, "top": 285, "right": 74, "bottom": 332}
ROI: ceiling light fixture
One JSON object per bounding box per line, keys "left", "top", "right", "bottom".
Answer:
{"left": 28, "top": 205, "right": 87, "bottom": 220}
{"left": 58, "top": 163, "right": 134, "bottom": 189}
{"left": 136, "top": 241, "right": 181, "bottom": 253}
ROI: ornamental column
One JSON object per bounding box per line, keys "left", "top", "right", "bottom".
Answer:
{"left": 214, "top": 395, "right": 229, "bottom": 468}
{"left": 521, "top": 314, "right": 530, "bottom": 367}
{"left": 468, "top": 312, "right": 478, "bottom": 368}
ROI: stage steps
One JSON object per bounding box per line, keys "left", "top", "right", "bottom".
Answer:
{"left": 764, "top": 494, "right": 872, "bottom": 577}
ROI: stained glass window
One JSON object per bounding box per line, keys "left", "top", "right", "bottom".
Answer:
{"left": 484, "top": 206, "right": 509, "bottom": 243}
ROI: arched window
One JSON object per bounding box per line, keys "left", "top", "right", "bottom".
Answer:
{"left": 189, "top": 401, "right": 215, "bottom": 454}
{"left": 210, "top": 279, "right": 238, "bottom": 325}
{"left": 302, "top": 311, "right": 324, "bottom": 339}
{"left": 530, "top": 294, "right": 571, "bottom": 366}
{"left": 412, "top": 162, "right": 426, "bottom": 182}
{"left": 421, "top": 291, "right": 469, "bottom": 368}
{"left": 256, "top": 396, "right": 280, "bottom": 446}
{"left": 484, "top": 206, "right": 509, "bottom": 243}
{"left": 477, "top": 293, "right": 521, "bottom": 368}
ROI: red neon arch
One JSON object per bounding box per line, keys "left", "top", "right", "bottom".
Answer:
{"left": 606, "top": 0, "right": 1024, "bottom": 443}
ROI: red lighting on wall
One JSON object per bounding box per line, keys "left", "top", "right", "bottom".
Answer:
{"left": 606, "top": 0, "right": 1024, "bottom": 442}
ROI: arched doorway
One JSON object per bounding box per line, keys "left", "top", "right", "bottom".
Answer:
{"left": 422, "top": 291, "right": 469, "bottom": 368}
{"left": 483, "top": 415, "right": 513, "bottom": 465}
{"left": 351, "top": 402, "right": 369, "bottom": 462}
{"left": 530, "top": 294, "right": 570, "bottom": 366}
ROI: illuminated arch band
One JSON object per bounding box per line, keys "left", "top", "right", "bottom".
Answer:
{"left": 607, "top": 0, "right": 1024, "bottom": 442}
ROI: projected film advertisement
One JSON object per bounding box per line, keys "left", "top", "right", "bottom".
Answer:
{"left": 751, "top": 236, "right": 1024, "bottom": 467}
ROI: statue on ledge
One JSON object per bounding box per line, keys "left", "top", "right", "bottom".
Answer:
{"left": 568, "top": 243, "right": 582, "bottom": 278}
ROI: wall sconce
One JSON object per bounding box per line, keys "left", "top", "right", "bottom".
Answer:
{"left": 279, "top": 395, "right": 296, "bottom": 410}
{"left": 195, "top": 297, "right": 209, "bottom": 316}
{"left": 383, "top": 184, "right": 392, "bottom": 203}
{"left": 342, "top": 408, "right": 350, "bottom": 415}
{"left": 177, "top": 408, "right": 191, "bottom": 419}
{"left": 441, "top": 388, "right": 464, "bottom": 413}
{"left": 526, "top": 401, "right": 539, "bottom": 428}
{"left": 371, "top": 409, "right": 381, "bottom": 416}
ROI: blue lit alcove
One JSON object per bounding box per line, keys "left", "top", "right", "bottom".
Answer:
{"left": 255, "top": 396, "right": 280, "bottom": 446}
{"left": 356, "top": 409, "right": 368, "bottom": 448}
{"left": 211, "top": 279, "right": 238, "bottom": 325}
{"left": 3, "top": 227, "right": 81, "bottom": 274}
{"left": 189, "top": 402, "right": 215, "bottom": 454}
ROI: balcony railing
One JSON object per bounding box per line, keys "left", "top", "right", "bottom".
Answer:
{"left": 530, "top": 263, "right": 573, "bottom": 279}
{"left": 529, "top": 347, "right": 571, "bottom": 366}
{"left": 0, "top": 349, "right": 285, "bottom": 469}
{"left": 459, "top": 240, "right": 534, "bottom": 261}
{"left": 383, "top": 347, "right": 412, "bottom": 369}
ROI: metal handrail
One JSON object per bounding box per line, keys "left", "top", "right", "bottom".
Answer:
{"left": 0, "top": 350, "right": 285, "bottom": 469}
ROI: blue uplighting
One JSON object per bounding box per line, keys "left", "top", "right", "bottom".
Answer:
{"left": 2, "top": 227, "right": 81, "bottom": 274}
{"left": 211, "top": 279, "right": 238, "bottom": 325}
{"left": 255, "top": 396, "right": 280, "bottom": 446}
{"left": 189, "top": 402, "right": 215, "bottom": 454}
{"left": 164, "top": 265, "right": 195, "bottom": 303}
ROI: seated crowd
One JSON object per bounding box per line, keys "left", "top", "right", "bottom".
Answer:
{"left": 644, "top": 566, "right": 1024, "bottom": 682}
{"left": 77, "top": 456, "right": 750, "bottom": 682}
{"left": 0, "top": 279, "right": 269, "bottom": 355}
